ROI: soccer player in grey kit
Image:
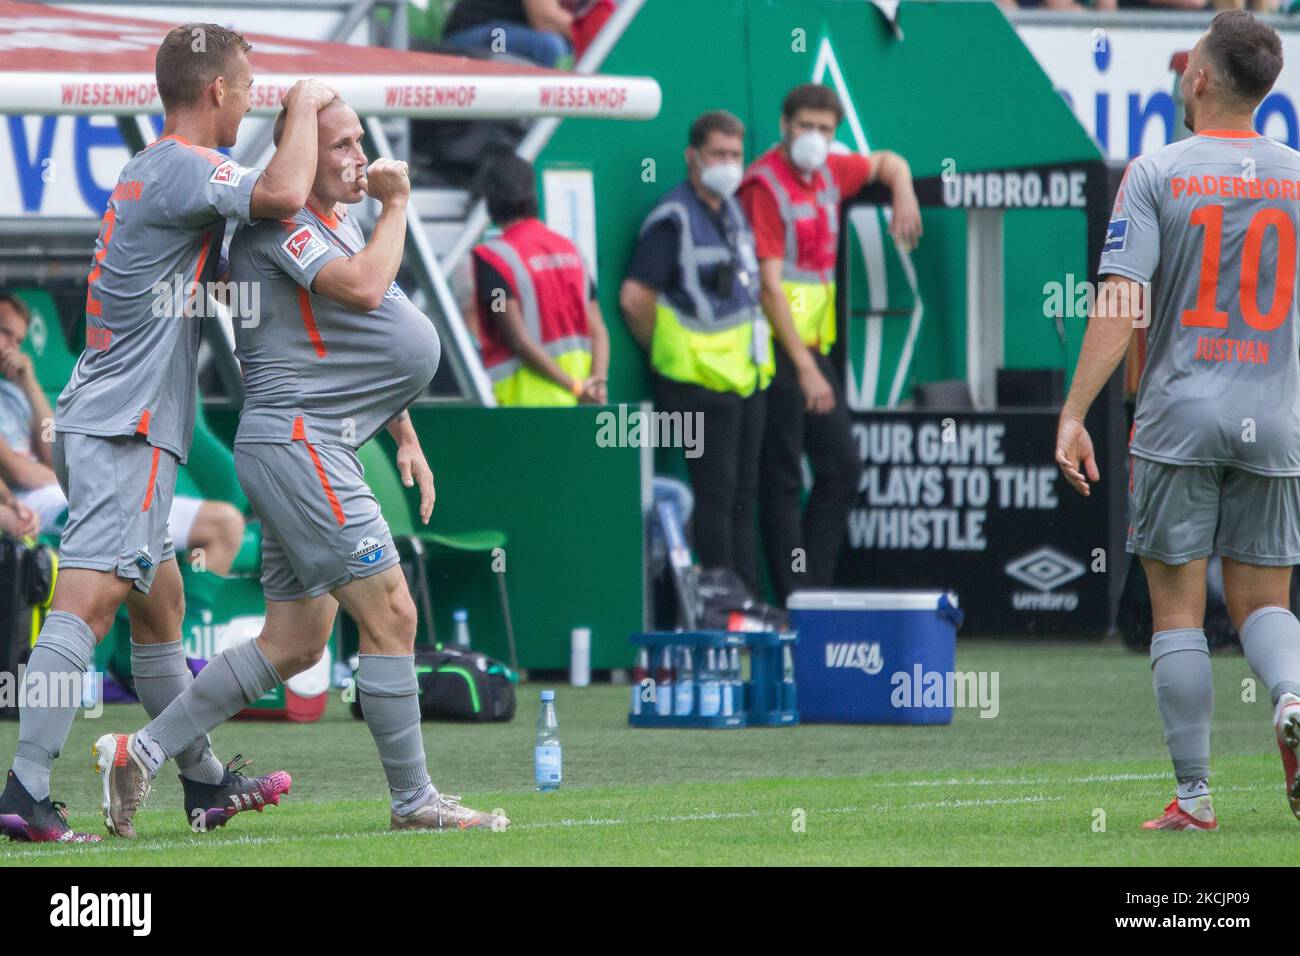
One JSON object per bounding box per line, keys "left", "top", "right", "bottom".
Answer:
{"left": 0, "top": 24, "right": 333, "bottom": 843}
{"left": 1058, "top": 12, "right": 1300, "bottom": 830}
{"left": 96, "top": 95, "right": 508, "bottom": 833}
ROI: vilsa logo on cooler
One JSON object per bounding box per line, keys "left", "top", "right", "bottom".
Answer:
{"left": 824, "top": 641, "right": 883, "bottom": 675}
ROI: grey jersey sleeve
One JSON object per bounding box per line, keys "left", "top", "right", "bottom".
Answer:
{"left": 1099, "top": 157, "right": 1161, "bottom": 283}
{"left": 160, "top": 149, "right": 263, "bottom": 229}
{"left": 257, "top": 219, "right": 348, "bottom": 291}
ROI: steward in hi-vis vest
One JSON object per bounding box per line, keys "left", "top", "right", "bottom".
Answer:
{"left": 472, "top": 155, "right": 609, "bottom": 407}
{"left": 622, "top": 110, "right": 771, "bottom": 594}
{"left": 739, "top": 84, "right": 923, "bottom": 604}
{"left": 635, "top": 181, "right": 771, "bottom": 396}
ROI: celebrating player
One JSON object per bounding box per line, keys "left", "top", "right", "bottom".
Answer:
{"left": 93, "top": 96, "right": 509, "bottom": 834}
{"left": 1057, "top": 12, "right": 1300, "bottom": 831}
{"left": 0, "top": 23, "right": 333, "bottom": 843}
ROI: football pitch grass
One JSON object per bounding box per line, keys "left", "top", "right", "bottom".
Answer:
{"left": 1, "top": 640, "right": 1297, "bottom": 866}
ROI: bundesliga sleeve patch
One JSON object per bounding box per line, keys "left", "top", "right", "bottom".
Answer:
{"left": 282, "top": 226, "right": 329, "bottom": 270}
{"left": 210, "top": 160, "right": 251, "bottom": 188}
{"left": 1103, "top": 218, "right": 1128, "bottom": 253}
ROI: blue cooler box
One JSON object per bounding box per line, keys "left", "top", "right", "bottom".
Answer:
{"left": 787, "top": 590, "right": 963, "bottom": 724}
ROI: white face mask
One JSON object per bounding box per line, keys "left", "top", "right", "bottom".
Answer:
{"left": 789, "top": 131, "right": 829, "bottom": 172}
{"left": 699, "top": 161, "right": 743, "bottom": 198}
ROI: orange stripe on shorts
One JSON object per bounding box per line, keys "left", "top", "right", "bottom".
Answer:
{"left": 141, "top": 447, "right": 161, "bottom": 512}
{"left": 291, "top": 418, "right": 345, "bottom": 526}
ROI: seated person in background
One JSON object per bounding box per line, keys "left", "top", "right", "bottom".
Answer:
{"left": 441, "top": 0, "right": 574, "bottom": 67}
{"left": 0, "top": 475, "right": 40, "bottom": 539}
{"left": 471, "top": 155, "right": 609, "bottom": 406}
{"left": 0, "top": 293, "right": 246, "bottom": 574}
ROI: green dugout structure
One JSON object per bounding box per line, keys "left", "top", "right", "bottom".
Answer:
{"left": 311, "top": 0, "right": 1109, "bottom": 662}
{"left": 7, "top": 1, "right": 1114, "bottom": 672}
{"left": 495, "top": 0, "right": 1117, "bottom": 640}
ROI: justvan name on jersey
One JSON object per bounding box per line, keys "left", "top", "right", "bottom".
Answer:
{"left": 1194, "top": 335, "right": 1270, "bottom": 365}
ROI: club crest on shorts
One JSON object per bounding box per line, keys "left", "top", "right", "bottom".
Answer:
{"left": 350, "top": 537, "right": 384, "bottom": 565}
{"left": 134, "top": 545, "right": 154, "bottom": 570}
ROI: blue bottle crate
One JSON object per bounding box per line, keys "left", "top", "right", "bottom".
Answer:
{"left": 628, "top": 630, "right": 799, "bottom": 729}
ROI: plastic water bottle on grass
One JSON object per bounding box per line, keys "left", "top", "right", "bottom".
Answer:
{"left": 534, "top": 690, "right": 562, "bottom": 791}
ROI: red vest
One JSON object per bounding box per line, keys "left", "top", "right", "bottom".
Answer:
{"left": 474, "top": 218, "right": 591, "bottom": 372}
{"left": 742, "top": 147, "right": 840, "bottom": 281}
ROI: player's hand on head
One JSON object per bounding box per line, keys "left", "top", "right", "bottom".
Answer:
{"left": 282, "top": 79, "right": 337, "bottom": 113}
{"left": 1055, "top": 415, "right": 1100, "bottom": 497}
{"left": 359, "top": 159, "right": 410, "bottom": 205}
{"left": 306, "top": 80, "right": 339, "bottom": 111}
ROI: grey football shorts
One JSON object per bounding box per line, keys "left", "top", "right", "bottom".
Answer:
{"left": 234, "top": 438, "right": 399, "bottom": 601}
{"left": 52, "top": 431, "right": 177, "bottom": 594}
{"left": 1126, "top": 455, "right": 1300, "bottom": 567}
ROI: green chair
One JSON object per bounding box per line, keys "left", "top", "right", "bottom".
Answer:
{"left": 355, "top": 439, "right": 519, "bottom": 669}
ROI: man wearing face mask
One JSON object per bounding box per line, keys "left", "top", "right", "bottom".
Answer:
{"left": 740, "top": 84, "right": 922, "bottom": 604}
{"left": 621, "top": 110, "right": 772, "bottom": 594}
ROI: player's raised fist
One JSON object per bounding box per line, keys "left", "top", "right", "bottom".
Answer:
{"left": 281, "top": 79, "right": 337, "bottom": 112}
{"left": 360, "top": 159, "right": 410, "bottom": 205}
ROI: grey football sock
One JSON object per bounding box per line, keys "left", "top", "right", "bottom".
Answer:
{"left": 12, "top": 611, "right": 97, "bottom": 801}
{"left": 1238, "top": 606, "right": 1300, "bottom": 705}
{"left": 356, "top": 654, "right": 432, "bottom": 806}
{"left": 1151, "top": 627, "right": 1214, "bottom": 783}
{"left": 131, "top": 639, "right": 225, "bottom": 785}
{"left": 141, "top": 639, "right": 281, "bottom": 763}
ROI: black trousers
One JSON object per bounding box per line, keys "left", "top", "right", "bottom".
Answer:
{"left": 653, "top": 373, "right": 767, "bottom": 595}
{"left": 760, "top": 348, "right": 862, "bottom": 604}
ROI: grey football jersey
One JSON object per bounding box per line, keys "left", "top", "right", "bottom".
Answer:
{"left": 1100, "top": 132, "right": 1300, "bottom": 475}
{"left": 56, "top": 136, "right": 261, "bottom": 463}
{"left": 227, "top": 204, "right": 441, "bottom": 448}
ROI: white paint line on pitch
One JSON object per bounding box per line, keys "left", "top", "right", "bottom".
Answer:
{"left": 0, "top": 780, "right": 1282, "bottom": 859}
{"left": 0, "top": 798, "right": 1056, "bottom": 859}
{"left": 875, "top": 771, "right": 1277, "bottom": 789}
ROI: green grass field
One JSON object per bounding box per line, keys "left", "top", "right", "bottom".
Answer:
{"left": 1, "top": 640, "right": 1295, "bottom": 866}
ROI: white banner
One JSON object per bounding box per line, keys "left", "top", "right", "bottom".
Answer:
{"left": 1017, "top": 22, "right": 1300, "bottom": 162}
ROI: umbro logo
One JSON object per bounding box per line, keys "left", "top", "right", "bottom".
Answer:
{"left": 1005, "top": 546, "right": 1084, "bottom": 592}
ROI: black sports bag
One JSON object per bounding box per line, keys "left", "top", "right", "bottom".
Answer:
{"left": 0, "top": 536, "right": 56, "bottom": 719}
{"left": 351, "top": 645, "right": 517, "bottom": 723}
